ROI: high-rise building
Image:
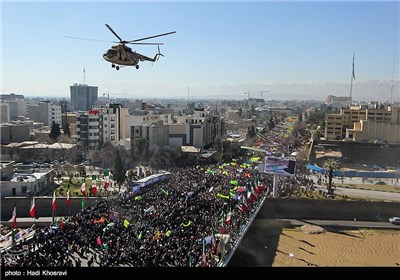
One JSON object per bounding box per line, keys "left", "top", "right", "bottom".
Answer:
{"left": 28, "top": 101, "right": 61, "bottom": 127}
{"left": 70, "top": 83, "right": 98, "bottom": 111}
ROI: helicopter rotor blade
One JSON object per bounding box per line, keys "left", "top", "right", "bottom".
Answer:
{"left": 63, "top": 35, "right": 115, "bottom": 43}
{"left": 128, "top": 42, "right": 164, "bottom": 45}
{"left": 127, "top": 31, "right": 176, "bottom": 43}
{"left": 105, "top": 24, "right": 124, "bottom": 43}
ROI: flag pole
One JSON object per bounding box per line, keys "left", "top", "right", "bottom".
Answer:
{"left": 349, "top": 53, "right": 355, "bottom": 104}
{"left": 67, "top": 187, "right": 71, "bottom": 217}
{"left": 11, "top": 202, "right": 16, "bottom": 247}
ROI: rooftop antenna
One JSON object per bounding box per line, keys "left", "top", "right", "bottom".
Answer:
{"left": 244, "top": 90, "right": 251, "bottom": 100}
{"left": 83, "top": 67, "right": 86, "bottom": 85}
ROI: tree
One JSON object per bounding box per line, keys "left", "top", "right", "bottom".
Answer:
{"left": 49, "top": 121, "right": 61, "bottom": 140}
{"left": 247, "top": 125, "right": 256, "bottom": 138}
{"left": 298, "top": 113, "right": 303, "bottom": 122}
{"left": 237, "top": 108, "right": 243, "bottom": 118}
{"left": 323, "top": 159, "right": 341, "bottom": 195}
{"left": 250, "top": 104, "right": 256, "bottom": 118}
{"left": 63, "top": 123, "right": 71, "bottom": 136}
{"left": 268, "top": 115, "right": 275, "bottom": 130}
{"left": 113, "top": 150, "right": 126, "bottom": 191}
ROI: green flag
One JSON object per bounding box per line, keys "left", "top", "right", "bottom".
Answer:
{"left": 81, "top": 200, "right": 85, "bottom": 210}
{"left": 182, "top": 220, "right": 192, "bottom": 227}
{"left": 92, "top": 175, "right": 96, "bottom": 180}
{"left": 160, "top": 188, "right": 169, "bottom": 196}
{"left": 123, "top": 219, "right": 130, "bottom": 228}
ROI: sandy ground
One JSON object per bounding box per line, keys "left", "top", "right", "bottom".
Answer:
{"left": 229, "top": 219, "right": 400, "bottom": 267}
{"left": 273, "top": 228, "right": 400, "bottom": 267}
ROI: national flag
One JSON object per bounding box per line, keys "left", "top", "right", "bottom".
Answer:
{"left": 352, "top": 54, "right": 356, "bottom": 80}
{"left": 258, "top": 182, "right": 265, "bottom": 192}
{"left": 211, "top": 231, "right": 216, "bottom": 254}
{"left": 96, "top": 236, "right": 102, "bottom": 245}
{"left": 219, "top": 211, "right": 226, "bottom": 234}
{"left": 66, "top": 189, "right": 71, "bottom": 206}
{"left": 29, "top": 197, "right": 36, "bottom": 218}
{"left": 91, "top": 184, "right": 97, "bottom": 196}
{"left": 59, "top": 219, "right": 65, "bottom": 229}
{"left": 202, "top": 239, "right": 207, "bottom": 267}
{"left": 225, "top": 208, "right": 233, "bottom": 225}
{"left": 238, "top": 194, "right": 249, "bottom": 212}
{"left": 247, "top": 190, "right": 254, "bottom": 204}
{"left": 52, "top": 191, "right": 56, "bottom": 211}
{"left": 12, "top": 205, "right": 17, "bottom": 229}
{"left": 81, "top": 183, "right": 86, "bottom": 197}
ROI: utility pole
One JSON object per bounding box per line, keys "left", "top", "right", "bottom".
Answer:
{"left": 83, "top": 68, "right": 86, "bottom": 85}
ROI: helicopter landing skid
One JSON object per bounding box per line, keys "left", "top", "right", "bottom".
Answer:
{"left": 111, "top": 64, "right": 139, "bottom": 70}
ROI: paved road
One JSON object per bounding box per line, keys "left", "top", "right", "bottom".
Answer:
{"left": 307, "top": 174, "right": 400, "bottom": 202}
{"left": 333, "top": 186, "right": 400, "bottom": 202}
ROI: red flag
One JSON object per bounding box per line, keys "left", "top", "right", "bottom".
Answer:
{"left": 66, "top": 189, "right": 71, "bottom": 206}
{"left": 12, "top": 206, "right": 17, "bottom": 229}
{"left": 52, "top": 191, "right": 56, "bottom": 211}
{"left": 29, "top": 198, "right": 36, "bottom": 218}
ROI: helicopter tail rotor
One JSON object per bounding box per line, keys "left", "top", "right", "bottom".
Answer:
{"left": 156, "top": 45, "right": 164, "bottom": 61}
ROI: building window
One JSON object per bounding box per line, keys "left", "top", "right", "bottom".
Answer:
{"left": 21, "top": 186, "right": 27, "bottom": 194}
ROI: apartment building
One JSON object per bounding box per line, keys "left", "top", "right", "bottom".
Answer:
{"left": 325, "top": 105, "right": 400, "bottom": 143}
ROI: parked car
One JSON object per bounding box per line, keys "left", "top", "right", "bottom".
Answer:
{"left": 374, "top": 181, "right": 386, "bottom": 185}
{"left": 389, "top": 217, "right": 400, "bottom": 225}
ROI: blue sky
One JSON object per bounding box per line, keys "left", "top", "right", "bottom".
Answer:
{"left": 1, "top": 1, "right": 399, "bottom": 101}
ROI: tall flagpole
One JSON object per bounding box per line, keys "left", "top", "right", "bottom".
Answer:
{"left": 349, "top": 53, "right": 356, "bottom": 104}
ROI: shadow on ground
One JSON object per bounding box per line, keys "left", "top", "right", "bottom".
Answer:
{"left": 228, "top": 219, "right": 287, "bottom": 267}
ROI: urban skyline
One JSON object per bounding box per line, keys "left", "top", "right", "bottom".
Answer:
{"left": 2, "top": 1, "right": 399, "bottom": 101}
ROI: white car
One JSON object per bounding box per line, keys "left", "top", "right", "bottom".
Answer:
{"left": 389, "top": 217, "right": 400, "bottom": 225}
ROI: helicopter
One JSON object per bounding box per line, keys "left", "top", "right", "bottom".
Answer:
{"left": 64, "top": 24, "right": 176, "bottom": 70}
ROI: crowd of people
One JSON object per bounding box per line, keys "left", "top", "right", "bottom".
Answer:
{"left": 2, "top": 157, "right": 273, "bottom": 267}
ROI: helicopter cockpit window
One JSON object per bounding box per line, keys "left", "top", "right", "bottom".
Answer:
{"left": 106, "top": 49, "right": 118, "bottom": 57}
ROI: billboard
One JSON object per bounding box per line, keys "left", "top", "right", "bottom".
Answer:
{"left": 263, "top": 156, "right": 296, "bottom": 176}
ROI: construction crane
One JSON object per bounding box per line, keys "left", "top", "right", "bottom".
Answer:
{"left": 244, "top": 91, "right": 252, "bottom": 100}
{"left": 103, "top": 92, "right": 111, "bottom": 105}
